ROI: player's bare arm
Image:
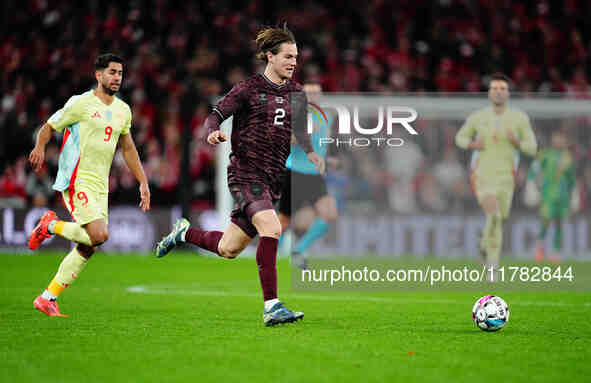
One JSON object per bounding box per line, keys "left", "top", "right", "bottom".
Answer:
{"left": 119, "top": 132, "right": 151, "bottom": 211}
{"left": 29, "top": 123, "right": 53, "bottom": 173}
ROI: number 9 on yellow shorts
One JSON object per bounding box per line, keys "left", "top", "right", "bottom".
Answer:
{"left": 62, "top": 187, "right": 108, "bottom": 225}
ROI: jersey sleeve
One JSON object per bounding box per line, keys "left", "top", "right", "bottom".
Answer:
{"left": 517, "top": 112, "right": 537, "bottom": 157}
{"left": 455, "top": 113, "right": 477, "bottom": 149}
{"left": 121, "top": 106, "right": 132, "bottom": 135}
{"left": 47, "top": 96, "right": 83, "bottom": 132}
{"left": 212, "top": 82, "right": 248, "bottom": 121}
{"left": 291, "top": 90, "right": 313, "bottom": 153}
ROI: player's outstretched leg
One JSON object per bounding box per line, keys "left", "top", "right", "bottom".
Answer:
{"left": 157, "top": 218, "right": 228, "bottom": 258}
{"left": 29, "top": 210, "right": 96, "bottom": 250}
{"left": 156, "top": 218, "right": 190, "bottom": 258}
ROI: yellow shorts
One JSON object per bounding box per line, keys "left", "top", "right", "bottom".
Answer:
{"left": 471, "top": 173, "right": 514, "bottom": 219}
{"left": 62, "top": 186, "right": 108, "bottom": 225}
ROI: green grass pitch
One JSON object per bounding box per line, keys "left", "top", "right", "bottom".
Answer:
{"left": 1, "top": 251, "right": 590, "bottom": 383}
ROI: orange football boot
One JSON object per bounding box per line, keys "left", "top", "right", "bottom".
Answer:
{"left": 33, "top": 296, "right": 68, "bottom": 317}
{"left": 28, "top": 210, "right": 58, "bottom": 250}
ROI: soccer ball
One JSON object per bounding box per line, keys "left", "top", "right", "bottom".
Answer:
{"left": 472, "top": 295, "right": 509, "bottom": 332}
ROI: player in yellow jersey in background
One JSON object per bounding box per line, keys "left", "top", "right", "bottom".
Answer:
{"left": 28, "top": 53, "right": 150, "bottom": 317}
{"left": 456, "top": 73, "right": 537, "bottom": 279}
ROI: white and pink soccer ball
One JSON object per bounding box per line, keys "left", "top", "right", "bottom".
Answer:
{"left": 472, "top": 295, "right": 510, "bottom": 332}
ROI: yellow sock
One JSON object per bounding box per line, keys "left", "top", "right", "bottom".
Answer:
{"left": 54, "top": 221, "right": 92, "bottom": 246}
{"left": 50, "top": 247, "right": 89, "bottom": 296}
{"left": 47, "top": 279, "right": 65, "bottom": 297}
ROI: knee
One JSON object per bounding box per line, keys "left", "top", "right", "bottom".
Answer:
{"left": 294, "top": 207, "right": 315, "bottom": 232}
{"left": 252, "top": 210, "right": 282, "bottom": 239}
{"left": 316, "top": 198, "right": 338, "bottom": 222}
{"left": 254, "top": 218, "right": 282, "bottom": 239}
{"left": 320, "top": 207, "right": 338, "bottom": 222}
{"left": 219, "top": 245, "right": 241, "bottom": 259}
{"left": 259, "top": 224, "right": 282, "bottom": 239}
{"left": 77, "top": 244, "right": 95, "bottom": 259}
{"left": 90, "top": 230, "right": 109, "bottom": 246}
{"left": 220, "top": 249, "right": 240, "bottom": 259}
{"left": 482, "top": 197, "right": 499, "bottom": 215}
{"left": 268, "top": 222, "right": 282, "bottom": 238}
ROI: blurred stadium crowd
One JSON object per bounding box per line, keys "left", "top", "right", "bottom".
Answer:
{"left": 1, "top": 0, "right": 591, "bottom": 213}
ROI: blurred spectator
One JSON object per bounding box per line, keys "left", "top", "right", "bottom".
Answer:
{"left": 25, "top": 165, "right": 54, "bottom": 208}
{"left": 384, "top": 140, "right": 424, "bottom": 213}
{"left": 0, "top": 157, "right": 27, "bottom": 208}
{"left": 417, "top": 167, "right": 447, "bottom": 213}
{"left": 433, "top": 148, "right": 468, "bottom": 211}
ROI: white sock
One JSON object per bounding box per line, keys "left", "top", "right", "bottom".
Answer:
{"left": 48, "top": 220, "right": 57, "bottom": 234}
{"left": 264, "top": 298, "right": 280, "bottom": 311}
{"left": 41, "top": 289, "right": 57, "bottom": 301}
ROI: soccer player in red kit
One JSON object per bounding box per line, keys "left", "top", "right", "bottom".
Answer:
{"left": 156, "top": 26, "right": 325, "bottom": 326}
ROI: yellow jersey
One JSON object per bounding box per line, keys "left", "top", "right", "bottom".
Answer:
{"left": 456, "top": 106, "right": 537, "bottom": 180}
{"left": 47, "top": 90, "right": 132, "bottom": 194}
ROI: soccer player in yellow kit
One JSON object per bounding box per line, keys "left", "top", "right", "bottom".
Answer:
{"left": 28, "top": 54, "right": 150, "bottom": 317}
{"left": 456, "top": 73, "right": 537, "bottom": 275}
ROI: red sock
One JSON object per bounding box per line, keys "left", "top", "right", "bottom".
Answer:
{"left": 256, "top": 237, "right": 278, "bottom": 301}
{"left": 185, "top": 228, "right": 223, "bottom": 255}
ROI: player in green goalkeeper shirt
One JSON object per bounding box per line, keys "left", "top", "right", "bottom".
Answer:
{"left": 456, "top": 73, "right": 537, "bottom": 274}
{"left": 528, "top": 130, "right": 575, "bottom": 263}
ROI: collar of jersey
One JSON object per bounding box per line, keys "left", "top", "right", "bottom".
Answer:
{"left": 92, "top": 89, "right": 116, "bottom": 107}
{"left": 261, "top": 73, "right": 288, "bottom": 89}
